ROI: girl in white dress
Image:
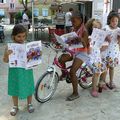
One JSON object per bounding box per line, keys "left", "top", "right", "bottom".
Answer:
{"left": 100, "top": 12, "right": 120, "bottom": 89}
{"left": 86, "top": 19, "right": 108, "bottom": 97}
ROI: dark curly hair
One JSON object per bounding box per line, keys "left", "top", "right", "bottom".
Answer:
{"left": 72, "top": 11, "right": 84, "bottom": 24}
{"left": 107, "top": 11, "right": 119, "bottom": 25}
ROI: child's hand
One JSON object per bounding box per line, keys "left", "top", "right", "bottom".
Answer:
{"left": 3, "top": 49, "right": 13, "bottom": 63}
{"left": 7, "top": 50, "right": 13, "bottom": 56}
{"left": 100, "top": 46, "right": 108, "bottom": 52}
{"left": 66, "top": 37, "right": 79, "bottom": 45}
{"left": 87, "top": 47, "right": 92, "bottom": 54}
{"left": 105, "top": 35, "right": 111, "bottom": 43}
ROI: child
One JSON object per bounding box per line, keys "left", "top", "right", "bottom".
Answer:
{"left": 66, "top": 12, "right": 89, "bottom": 101}
{"left": 100, "top": 12, "right": 120, "bottom": 90}
{"left": 3, "top": 24, "right": 35, "bottom": 116}
{"left": 58, "top": 12, "right": 87, "bottom": 81}
{"left": 86, "top": 19, "right": 108, "bottom": 97}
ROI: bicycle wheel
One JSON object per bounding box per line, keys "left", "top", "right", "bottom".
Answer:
{"left": 35, "top": 71, "right": 59, "bottom": 103}
{"left": 78, "top": 64, "right": 93, "bottom": 89}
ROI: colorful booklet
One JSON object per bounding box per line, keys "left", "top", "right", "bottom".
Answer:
{"left": 8, "top": 41, "right": 42, "bottom": 69}
{"left": 54, "top": 32, "right": 83, "bottom": 50}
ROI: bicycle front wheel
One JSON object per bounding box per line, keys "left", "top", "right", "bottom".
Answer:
{"left": 35, "top": 71, "right": 59, "bottom": 103}
{"left": 78, "top": 65, "right": 93, "bottom": 89}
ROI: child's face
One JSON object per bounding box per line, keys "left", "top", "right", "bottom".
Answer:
{"left": 13, "top": 32, "right": 26, "bottom": 43}
{"left": 92, "top": 21, "right": 101, "bottom": 29}
{"left": 71, "top": 17, "right": 82, "bottom": 28}
{"left": 110, "top": 17, "right": 119, "bottom": 29}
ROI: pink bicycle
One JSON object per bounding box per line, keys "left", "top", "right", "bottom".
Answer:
{"left": 35, "top": 42, "right": 93, "bottom": 103}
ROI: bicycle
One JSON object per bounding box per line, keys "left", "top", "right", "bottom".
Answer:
{"left": 34, "top": 42, "right": 93, "bottom": 103}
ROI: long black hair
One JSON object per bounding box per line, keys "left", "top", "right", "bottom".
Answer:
{"left": 107, "top": 11, "right": 119, "bottom": 25}
{"left": 11, "top": 24, "right": 27, "bottom": 36}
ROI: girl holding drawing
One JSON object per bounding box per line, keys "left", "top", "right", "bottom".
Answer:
{"left": 65, "top": 12, "right": 89, "bottom": 101}
{"left": 85, "top": 19, "right": 108, "bottom": 97}
{"left": 58, "top": 12, "right": 88, "bottom": 81}
{"left": 3, "top": 24, "right": 35, "bottom": 116}
{"left": 100, "top": 11, "right": 120, "bottom": 90}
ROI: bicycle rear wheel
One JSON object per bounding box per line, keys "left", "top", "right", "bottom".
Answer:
{"left": 35, "top": 71, "right": 59, "bottom": 103}
{"left": 78, "top": 64, "right": 93, "bottom": 89}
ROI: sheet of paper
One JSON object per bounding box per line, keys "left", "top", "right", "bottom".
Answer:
{"left": 8, "top": 43, "right": 26, "bottom": 68}
{"left": 91, "top": 28, "right": 107, "bottom": 42}
{"left": 26, "top": 41, "right": 42, "bottom": 69}
{"left": 60, "top": 32, "right": 78, "bottom": 42}
{"left": 8, "top": 41, "right": 42, "bottom": 69}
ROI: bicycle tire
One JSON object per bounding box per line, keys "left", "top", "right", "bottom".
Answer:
{"left": 35, "top": 71, "right": 59, "bottom": 103}
{"left": 78, "top": 64, "right": 93, "bottom": 89}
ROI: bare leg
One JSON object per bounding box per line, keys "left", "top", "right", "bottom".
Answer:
{"left": 66, "top": 58, "right": 83, "bottom": 101}
{"left": 91, "top": 73, "right": 100, "bottom": 97}
{"left": 106, "top": 66, "right": 116, "bottom": 89}
{"left": 59, "top": 54, "right": 73, "bottom": 66}
{"left": 10, "top": 96, "right": 19, "bottom": 116}
{"left": 98, "top": 70, "right": 108, "bottom": 92}
{"left": 99, "top": 70, "right": 107, "bottom": 84}
{"left": 27, "top": 96, "right": 34, "bottom": 113}
{"left": 92, "top": 73, "right": 100, "bottom": 91}
{"left": 59, "top": 54, "right": 73, "bottom": 79}
{"left": 109, "top": 66, "right": 114, "bottom": 84}
{"left": 27, "top": 95, "right": 32, "bottom": 105}
{"left": 12, "top": 96, "right": 18, "bottom": 106}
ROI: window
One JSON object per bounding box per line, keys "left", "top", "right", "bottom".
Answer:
{"left": 42, "top": 8, "right": 48, "bottom": 17}
{"left": 0, "top": 0, "right": 3, "bottom": 3}
{"left": 0, "top": 9, "right": 5, "bottom": 16}
{"left": 34, "top": 8, "right": 39, "bottom": 17}
{"left": 10, "top": 3, "right": 14, "bottom": 9}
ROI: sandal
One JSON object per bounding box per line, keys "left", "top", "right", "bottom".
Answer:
{"left": 102, "top": 84, "right": 108, "bottom": 90}
{"left": 66, "top": 94, "right": 79, "bottom": 101}
{"left": 98, "top": 84, "right": 107, "bottom": 93}
{"left": 10, "top": 106, "right": 19, "bottom": 116}
{"left": 91, "top": 90, "right": 99, "bottom": 97}
{"left": 27, "top": 104, "right": 34, "bottom": 113}
{"left": 106, "top": 82, "right": 116, "bottom": 90}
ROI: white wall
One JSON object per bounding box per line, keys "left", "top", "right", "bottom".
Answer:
{"left": 92, "top": 0, "right": 111, "bottom": 26}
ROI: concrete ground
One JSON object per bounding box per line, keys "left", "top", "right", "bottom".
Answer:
{"left": 0, "top": 25, "right": 120, "bottom": 120}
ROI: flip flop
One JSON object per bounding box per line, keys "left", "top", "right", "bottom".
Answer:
{"left": 106, "top": 83, "right": 116, "bottom": 90}
{"left": 66, "top": 94, "right": 79, "bottom": 101}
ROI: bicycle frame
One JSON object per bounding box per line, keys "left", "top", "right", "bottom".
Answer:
{"left": 44, "top": 42, "right": 90, "bottom": 82}
{"left": 46, "top": 48, "right": 83, "bottom": 80}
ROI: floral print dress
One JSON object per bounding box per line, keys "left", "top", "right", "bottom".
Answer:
{"left": 101, "top": 25, "right": 120, "bottom": 67}
{"left": 86, "top": 28, "right": 107, "bottom": 73}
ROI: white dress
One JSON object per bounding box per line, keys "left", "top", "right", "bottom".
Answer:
{"left": 86, "top": 28, "right": 107, "bottom": 73}
{"left": 101, "top": 25, "right": 120, "bottom": 67}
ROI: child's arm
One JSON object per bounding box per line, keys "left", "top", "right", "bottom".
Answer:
{"left": 80, "top": 31, "right": 89, "bottom": 48}
{"left": 100, "top": 46, "right": 108, "bottom": 52}
{"left": 117, "top": 35, "right": 120, "bottom": 46}
{"left": 105, "top": 35, "right": 111, "bottom": 43}
{"left": 3, "top": 46, "right": 12, "bottom": 63}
